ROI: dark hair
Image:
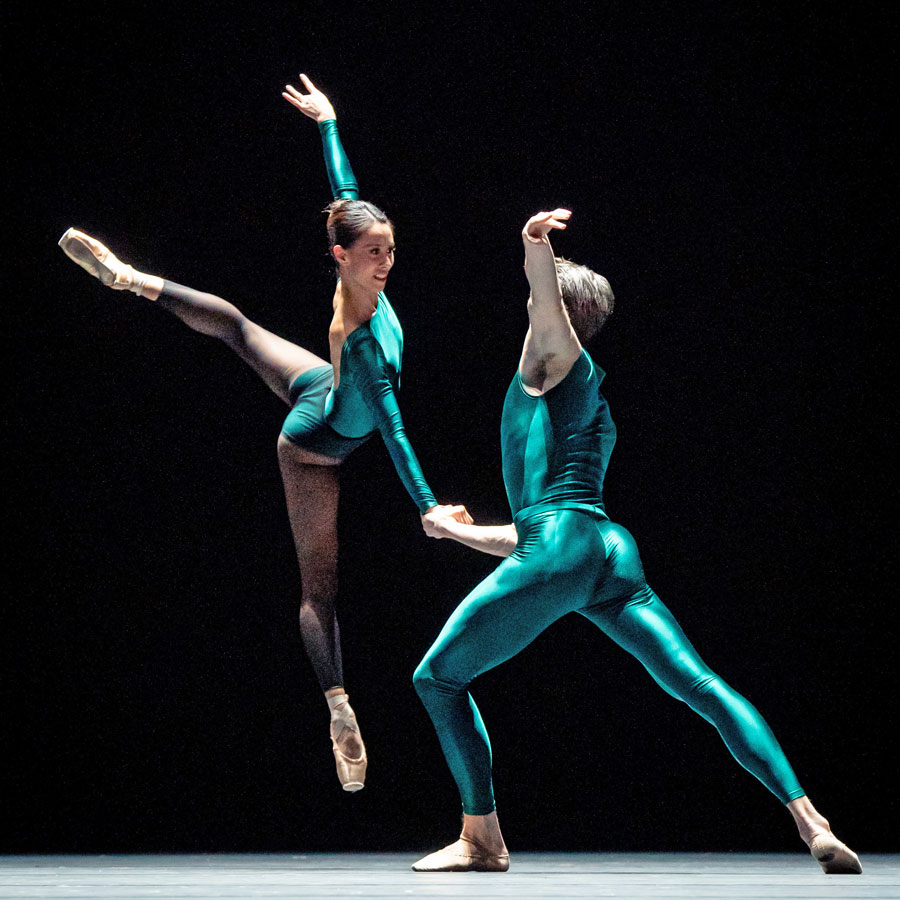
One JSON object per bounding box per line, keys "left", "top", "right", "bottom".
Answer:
{"left": 324, "top": 199, "right": 393, "bottom": 264}
{"left": 554, "top": 257, "right": 615, "bottom": 343}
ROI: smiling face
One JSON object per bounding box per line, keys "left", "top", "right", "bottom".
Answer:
{"left": 333, "top": 220, "right": 396, "bottom": 293}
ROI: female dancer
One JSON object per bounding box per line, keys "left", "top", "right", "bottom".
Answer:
{"left": 412, "top": 210, "right": 861, "bottom": 874}
{"left": 58, "top": 74, "right": 468, "bottom": 792}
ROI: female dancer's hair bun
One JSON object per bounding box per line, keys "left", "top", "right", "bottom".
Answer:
{"left": 324, "top": 199, "right": 393, "bottom": 255}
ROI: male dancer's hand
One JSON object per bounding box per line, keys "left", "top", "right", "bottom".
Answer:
{"left": 422, "top": 505, "right": 472, "bottom": 537}
{"left": 522, "top": 208, "right": 571, "bottom": 243}
{"left": 283, "top": 73, "right": 336, "bottom": 122}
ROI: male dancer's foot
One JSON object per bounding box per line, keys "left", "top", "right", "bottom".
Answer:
{"left": 787, "top": 796, "right": 862, "bottom": 874}
{"left": 412, "top": 812, "right": 509, "bottom": 872}
{"left": 325, "top": 687, "right": 366, "bottom": 792}
{"left": 59, "top": 228, "right": 163, "bottom": 299}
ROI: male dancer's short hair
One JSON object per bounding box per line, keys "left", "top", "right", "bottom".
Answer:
{"left": 555, "top": 257, "right": 615, "bottom": 343}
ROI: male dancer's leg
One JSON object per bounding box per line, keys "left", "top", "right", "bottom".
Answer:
{"left": 414, "top": 510, "right": 590, "bottom": 814}
{"left": 577, "top": 521, "right": 804, "bottom": 802}
{"left": 576, "top": 522, "right": 861, "bottom": 872}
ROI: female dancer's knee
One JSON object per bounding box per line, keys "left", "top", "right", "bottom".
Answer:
{"left": 299, "top": 576, "right": 338, "bottom": 619}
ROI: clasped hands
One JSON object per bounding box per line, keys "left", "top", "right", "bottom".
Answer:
{"left": 421, "top": 504, "right": 472, "bottom": 538}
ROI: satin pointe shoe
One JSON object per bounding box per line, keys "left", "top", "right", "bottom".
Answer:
{"left": 412, "top": 837, "right": 510, "bottom": 873}
{"left": 58, "top": 228, "right": 138, "bottom": 289}
{"left": 329, "top": 697, "right": 366, "bottom": 792}
{"left": 809, "top": 833, "right": 862, "bottom": 874}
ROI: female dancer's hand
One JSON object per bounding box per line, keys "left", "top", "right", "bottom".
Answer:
{"left": 282, "top": 74, "right": 336, "bottom": 122}
{"left": 422, "top": 505, "right": 473, "bottom": 538}
{"left": 523, "top": 208, "right": 571, "bottom": 244}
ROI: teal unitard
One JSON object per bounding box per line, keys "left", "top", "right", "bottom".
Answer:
{"left": 413, "top": 350, "right": 804, "bottom": 814}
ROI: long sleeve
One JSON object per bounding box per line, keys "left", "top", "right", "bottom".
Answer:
{"left": 343, "top": 330, "right": 437, "bottom": 513}
{"left": 318, "top": 119, "right": 360, "bottom": 200}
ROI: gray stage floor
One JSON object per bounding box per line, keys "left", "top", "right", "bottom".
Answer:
{"left": 0, "top": 853, "right": 896, "bottom": 899}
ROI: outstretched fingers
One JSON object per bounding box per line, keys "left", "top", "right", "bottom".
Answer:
{"left": 523, "top": 208, "right": 572, "bottom": 242}
{"left": 282, "top": 72, "right": 335, "bottom": 122}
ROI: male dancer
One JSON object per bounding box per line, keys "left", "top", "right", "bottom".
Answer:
{"left": 411, "top": 209, "right": 861, "bottom": 874}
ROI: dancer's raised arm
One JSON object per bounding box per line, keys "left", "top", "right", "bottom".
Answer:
{"left": 283, "top": 74, "right": 359, "bottom": 200}
{"left": 520, "top": 208, "right": 581, "bottom": 393}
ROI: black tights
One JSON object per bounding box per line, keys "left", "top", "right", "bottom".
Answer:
{"left": 160, "top": 279, "right": 347, "bottom": 691}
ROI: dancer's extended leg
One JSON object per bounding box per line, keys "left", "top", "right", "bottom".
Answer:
{"left": 59, "top": 228, "right": 326, "bottom": 402}
{"left": 60, "top": 227, "right": 367, "bottom": 790}
{"left": 580, "top": 586, "right": 805, "bottom": 803}
{"left": 156, "top": 282, "right": 325, "bottom": 404}
{"left": 578, "top": 520, "right": 860, "bottom": 872}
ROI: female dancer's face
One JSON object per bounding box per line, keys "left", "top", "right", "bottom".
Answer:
{"left": 334, "top": 221, "right": 395, "bottom": 293}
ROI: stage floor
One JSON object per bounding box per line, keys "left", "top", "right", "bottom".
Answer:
{"left": 0, "top": 852, "right": 896, "bottom": 899}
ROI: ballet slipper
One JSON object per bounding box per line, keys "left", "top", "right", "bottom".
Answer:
{"left": 329, "top": 696, "right": 366, "bottom": 792}
{"left": 58, "top": 228, "right": 148, "bottom": 294}
{"left": 412, "top": 837, "right": 510, "bottom": 873}
{"left": 809, "top": 833, "right": 862, "bottom": 874}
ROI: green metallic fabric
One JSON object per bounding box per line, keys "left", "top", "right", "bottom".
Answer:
{"left": 415, "top": 351, "right": 804, "bottom": 813}
{"left": 318, "top": 118, "right": 360, "bottom": 200}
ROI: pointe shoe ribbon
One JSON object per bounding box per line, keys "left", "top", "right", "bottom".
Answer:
{"left": 412, "top": 837, "right": 510, "bottom": 873}
{"left": 58, "top": 228, "right": 140, "bottom": 291}
{"left": 329, "top": 696, "right": 367, "bottom": 792}
{"left": 809, "top": 834, "right": 862, "bottom": 874}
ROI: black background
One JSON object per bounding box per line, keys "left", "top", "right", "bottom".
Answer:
{"left": 4, "top": 1, "right": 897, "bottom": 854}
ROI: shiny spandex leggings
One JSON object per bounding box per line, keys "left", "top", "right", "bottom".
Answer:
{"left": 413, "top": 507, "right": 804, "bottom": 815}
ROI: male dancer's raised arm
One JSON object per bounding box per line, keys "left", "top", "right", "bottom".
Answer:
{"left": 519, "top": 208, "right": 581, "bottom": 392}
{"left": 421, "top": 208, "right": 579, "bottom": 551}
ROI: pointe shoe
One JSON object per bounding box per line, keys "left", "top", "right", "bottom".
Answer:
{"left": 329, "top": 698, "right": 366, "bottom": 792}
{"left": 809, "top": 833, "right": 862, "bottom": 874}
{"left": 412, "top": 837, "right": 510, "bottom": 873}
{"left": 58, "top": 228, "right": 139, "bottom": 290}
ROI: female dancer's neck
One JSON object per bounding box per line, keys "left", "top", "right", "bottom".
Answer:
{"left": 336, "top": 280, "right": 379, "bottom": 324}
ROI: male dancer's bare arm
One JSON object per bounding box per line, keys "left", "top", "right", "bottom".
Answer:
{"left": 422, "top": 509, "right": 517, "bottom": 558}
{"left": 520, "top": 208, "right": 582, "bottom": 391}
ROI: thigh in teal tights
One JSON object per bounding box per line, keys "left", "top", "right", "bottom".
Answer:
{"left": 413, "top": 507, "right": 804, "bottom": 815}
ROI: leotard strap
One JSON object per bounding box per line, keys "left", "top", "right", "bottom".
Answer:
{"left": 318, "top": 119, "right": 360, "bottom": 200}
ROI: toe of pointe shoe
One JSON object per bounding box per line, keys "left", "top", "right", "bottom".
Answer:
{"left": 809, "top": 835, "right": 862, "bottom": 874}
{"left": 412, "top": 839, "right": 510, "bottom": 873}
{"left": 58, "top": 228, "right": 115, "bottom": 285}
{"left": 332, "top": 746, "right": 366, "bottom": 792}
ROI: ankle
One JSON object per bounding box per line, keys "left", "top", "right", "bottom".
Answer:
{"left": 787, "top": 797, "right": 831, "bottom": 845}
{"left": 135, "top": 273, "right": 163, "bottom": 300}
{"left": 324, "top": 687, "right": 347, "bottom": 709}
{"left": 461, "top": 812, "right": 506, "bottom": 853}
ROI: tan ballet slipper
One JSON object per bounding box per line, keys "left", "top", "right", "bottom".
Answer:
{"left": 412, "top": 837, "right": 510, "bottom": 873}
{"left": 809, "top": 833, "right": 862, "bottom": 874}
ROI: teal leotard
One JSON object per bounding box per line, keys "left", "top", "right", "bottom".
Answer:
{"left": 280, "top": 120, "right": 436, "bottom": 513}
{"left": 414, "top": 349, "right": 804, "bottom": 813}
